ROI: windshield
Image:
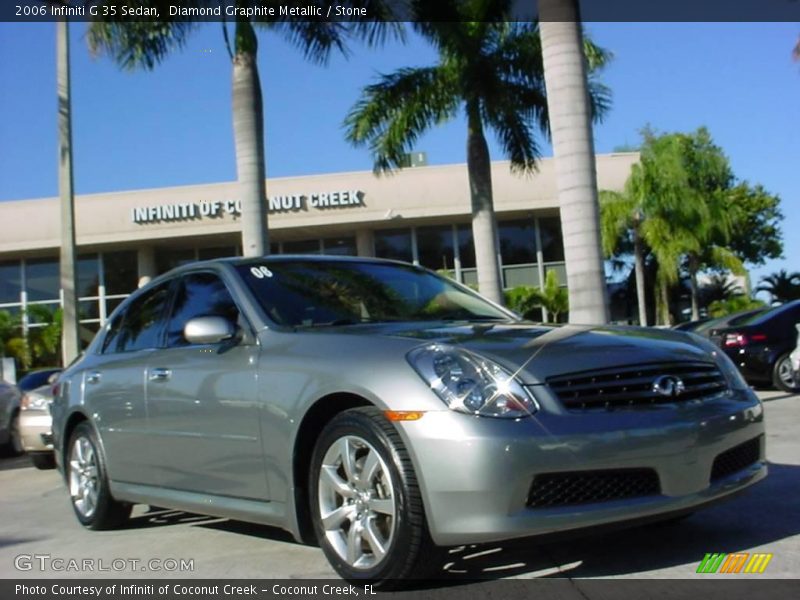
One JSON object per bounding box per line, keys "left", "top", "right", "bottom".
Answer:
{"left": 694, "top": 308, "right": 766, "bottom": 334}
{"left": 235, "top": 260, "right": 512, "bottom": 328}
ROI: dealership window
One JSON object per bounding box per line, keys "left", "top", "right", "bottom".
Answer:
{"left": 374, "top": 229, "right": 413, "bottom": 263}
{"left": 198, "top": 246, "right": 238, "bottom": 261}
{"left": 25, "top": 258, "right": 59, "bottom": 302}
{"left": 417, "top": 225, "right": 456, "bottom": 271}
{"left": 103, "top": 251, "right": 137, "bottom": 296}
{"left": 156, "top": 249, "right": 197, "bottom": 274}
{"left": 498, "top": 220, "right": 537, "bottom": 265}
{"left": 0, "top": 261, "right": 21, "bottom": 304}
{"left": 456, "top": 226, "right": 476, "bottom": 269}
{"left": 539, "top": 216, "right": 565, "bottom": 262}
{"left": 322, "top": 237, "right": 357, "bottom": 256}
{"left": 77, "top": 254, "right": 100, "bottom": 298}
{"left": 283, "top": 239, "right": 322, "bottom": 255}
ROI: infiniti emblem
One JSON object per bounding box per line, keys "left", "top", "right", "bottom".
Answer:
{"left": 652, "top": 375, "right": 685, "bottom": 397}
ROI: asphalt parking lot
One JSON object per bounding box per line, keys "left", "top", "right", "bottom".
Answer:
{"left": 1, "top": 390, "right": 798, "bottom": 581}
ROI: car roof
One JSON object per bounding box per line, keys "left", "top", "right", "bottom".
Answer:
{"left": 736, "top": 299, "right": 800, "bottom": 327}
{"left": 152, "top": 255, "right": 417, "bottom": 281}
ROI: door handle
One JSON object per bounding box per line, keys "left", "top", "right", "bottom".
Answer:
{"left": 149, "top": 368, "right": 172, "bottom": 382}
{"left": 86, "top": 371, "right": 102, "bottom": 385}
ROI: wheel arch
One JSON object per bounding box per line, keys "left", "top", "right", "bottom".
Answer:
{"left": 292, "top": 392, "right": 373, "bottom": 545}
{"left": 61, "top": 409, "right": 90, "bottom": 475}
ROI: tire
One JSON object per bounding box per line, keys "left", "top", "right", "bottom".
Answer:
{"left": 309, "top": 407, "right": 439, "bottom": 586}
{"left": 66, "top": 422, "right": 131, "bottom": 530}
{"left": 1, "top": 411, "right": 23, "bottom": 457}
{"left": 30, "top": 452, "right": 56, "bottom": 470}
{"left": 772, "top": 353, "right": 800, "bottom": 393}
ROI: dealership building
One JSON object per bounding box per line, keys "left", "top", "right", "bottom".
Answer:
{"left": 0, "top": 153, "right": 637, "bottom": 343}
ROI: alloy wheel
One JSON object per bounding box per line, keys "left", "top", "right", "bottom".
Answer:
{"left": 317, "top": 435, "right": 396, "bottom": 570}
{"left": 69, "top": 435, "right": 99, "bottom": 519}
{"left": 777, "top": 356, "right": 797, "bottom": 389}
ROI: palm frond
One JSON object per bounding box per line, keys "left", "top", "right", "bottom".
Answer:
{"left": 266, "top": 21, "right": 349, "bottom": 65}
{"left": 708, "top": 246, "right": 745, "bottom": 275}
{"left": 484, "top": 103, "right": 540, "bottom": 174}
{"left": 599, "top": 190, "right": 637, "bottom": 257}
{"left": 344, "top": 66, "right": 459, "bottom": 173}
{"left": 88, "top": 3, "right": 198, "bottom": 70}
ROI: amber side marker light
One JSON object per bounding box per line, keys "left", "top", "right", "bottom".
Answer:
{"left": 384, "top": 411, "right": 425, "bottom": 421}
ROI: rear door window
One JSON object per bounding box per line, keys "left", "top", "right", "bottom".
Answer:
{"left": 105, "top": 282, "right": 172, "bottom": 353}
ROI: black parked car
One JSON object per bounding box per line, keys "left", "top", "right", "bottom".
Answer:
{"left": 712, "top": 300, "right": 800, "bottom": 393}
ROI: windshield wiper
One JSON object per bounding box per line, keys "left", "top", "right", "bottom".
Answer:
{"left": 299, "top": 318, "right": 363, "bottom": 328}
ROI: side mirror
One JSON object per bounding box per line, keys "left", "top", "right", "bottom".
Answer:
{"left": 184, "top": 316, "right": 236, "bottom": 345}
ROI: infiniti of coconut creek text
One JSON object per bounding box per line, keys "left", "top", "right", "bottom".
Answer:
{"left": 16, "top": 583, "right": 379, "bottom": 598}
{"left": 18, "top": 4, "right": 369, "bottom": 19}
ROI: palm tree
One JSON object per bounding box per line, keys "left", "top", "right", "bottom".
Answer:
{"left": 88, "top": 3, "right": 397, "bottom": 257}
{"left": 600, "top": 182, "right": 648, "bottom": 325}
{"left": 756, "top": 270, "right": 800, "bottom": 304}
{"left": 506, "top": 270, "right": 568, "bottom": 323}
{"left": 344, "top": 4, "right": 610, "bottom": 305}
{"left": 602, "top": 129, "right": 744, "bottom": 325}
{"left": 700, "top": 273, "right": 743, "bottom": 307}
{"left": 26, "top": 306, "right": 63, "bottom": 368}
{"left": 539, "top": 0, "right": 610, "bottom": 324}
{"left": 0, "top": 310, "right": 26, "bottom": 367}
{"left": 57, "top": 18, "right": 80, "bottom": 364}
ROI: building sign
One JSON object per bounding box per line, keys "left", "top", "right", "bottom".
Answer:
{"left": 131, "top": 190, "right": 364, "bottom": 224}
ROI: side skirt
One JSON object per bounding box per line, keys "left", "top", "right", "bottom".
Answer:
{"left": 109, "top": 481, "right": 289, "bottom": 532}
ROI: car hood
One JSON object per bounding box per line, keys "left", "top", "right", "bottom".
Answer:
{"left": 336, "top": 321, "right": 714, "bottom": 384}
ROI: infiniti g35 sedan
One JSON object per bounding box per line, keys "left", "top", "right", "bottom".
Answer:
{"left": 51, "top": 256, "right": 766, "bottom": 583}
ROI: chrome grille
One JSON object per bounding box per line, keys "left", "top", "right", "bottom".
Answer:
{"left": 527, "top": 468, "right": 661, "bottom": 508}
{"left": 547, "top": 361, "right": 727, "bottom": 410}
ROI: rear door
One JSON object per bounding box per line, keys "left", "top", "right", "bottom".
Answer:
{"left": 84, "top": 281, "right": 172, "bottom": 485}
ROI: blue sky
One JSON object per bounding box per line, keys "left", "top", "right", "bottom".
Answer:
{"left": 0, "top": 21, "right": 797, "bottom": 287}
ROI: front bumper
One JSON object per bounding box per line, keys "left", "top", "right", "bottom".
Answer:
{"left": 400, "top": 389, "right": 766, "bottom": 546}
{"left": 19, "top": 409, "right": 54, "bottom": 453}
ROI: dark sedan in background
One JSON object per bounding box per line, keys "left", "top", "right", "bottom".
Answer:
{"left": 712, "top": 300, "right": 800, "bottom": 393}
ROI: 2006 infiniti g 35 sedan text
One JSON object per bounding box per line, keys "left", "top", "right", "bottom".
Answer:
{"left": 51, "top": 256, "right": 766, "bottom": 583}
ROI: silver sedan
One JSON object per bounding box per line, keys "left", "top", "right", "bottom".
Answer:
{"left": 51, "top": 257, "right": 766, "bottom": 584}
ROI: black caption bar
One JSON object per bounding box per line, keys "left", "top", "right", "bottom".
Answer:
{"left": 3, "top": 579, "right": 800, "bottom": 600}
{"left": 2, "top": 0, "right": 800, "bottom": 23}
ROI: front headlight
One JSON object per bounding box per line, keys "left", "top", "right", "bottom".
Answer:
{"left": 407, "top": 344, "right": 538, "bottom": 418}
{"left": 21, "top": 391, "right": 52, "bottom": 411}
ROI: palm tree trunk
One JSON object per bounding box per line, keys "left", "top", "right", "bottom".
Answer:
{"left": 57, "top": 19, "right": 79, "bottom": 366}
{"left": 632, "top": 225, "right": 648, "bottom": 326}
{"left": 539, "top": 0, "right": 609, "bottom": 325}
{"left": 658, "top": 278, "right": 673, "bottom": 326}
{"left": 688, "top": 254, "right": 700, "bottom": 321}
{"left": 232, "top": 17, "right": 268, "bottom": 257}
{"left": 466, "top": 103, "right": 503, "bottom": 305}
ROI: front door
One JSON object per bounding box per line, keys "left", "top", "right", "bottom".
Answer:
{"left": 145, "top": 271, "right": 268, "bottom": 500}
